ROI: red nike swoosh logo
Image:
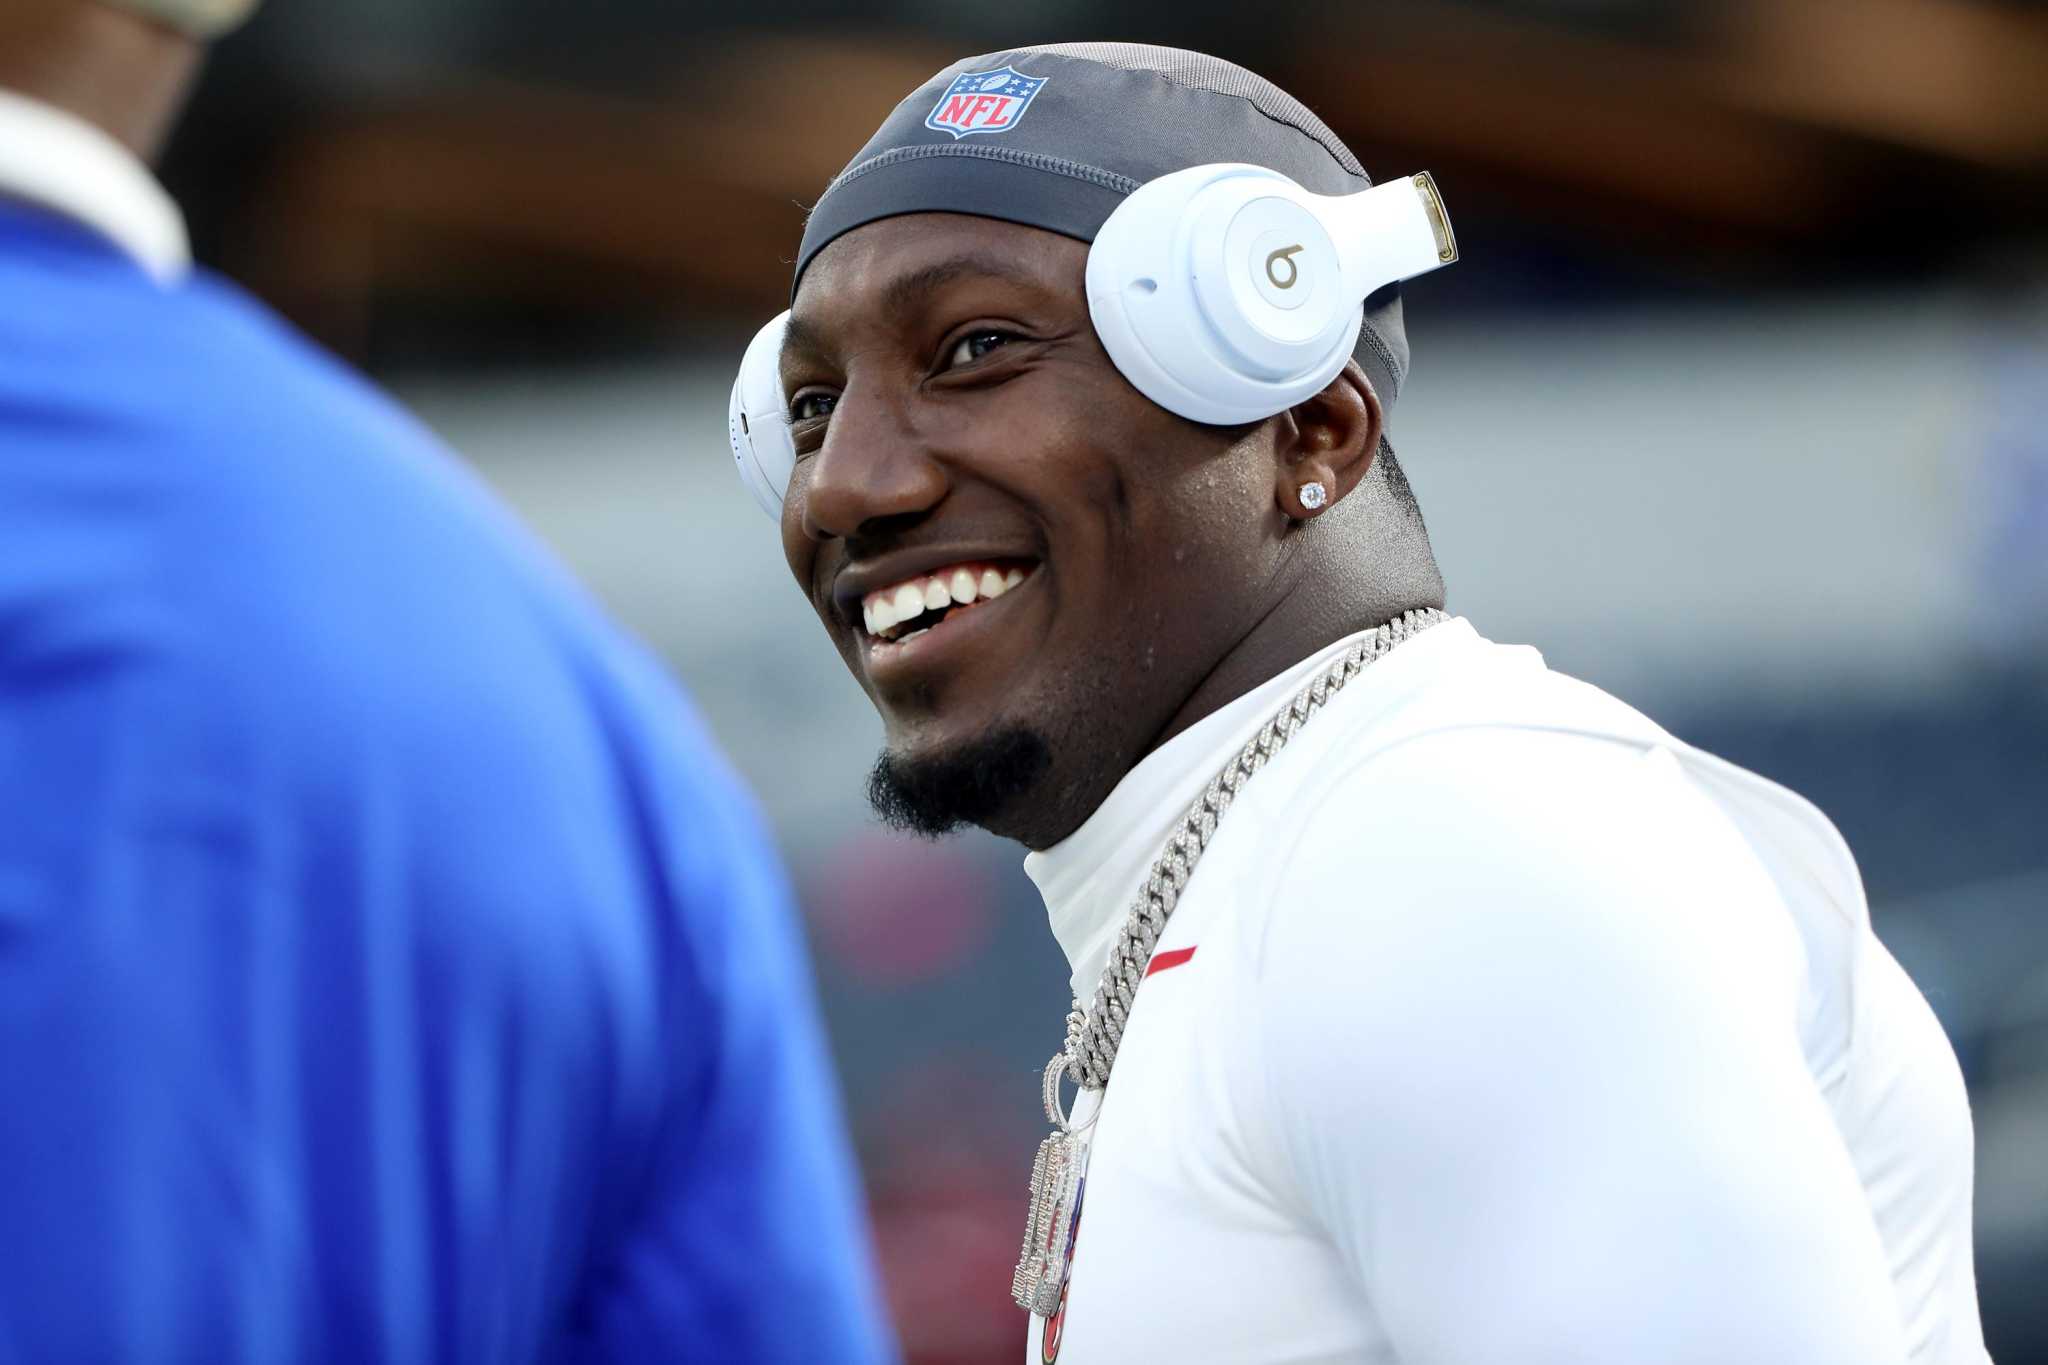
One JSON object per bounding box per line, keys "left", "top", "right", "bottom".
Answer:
{"left": 1145, "top": 946, "right": 1197, "bottom": 977}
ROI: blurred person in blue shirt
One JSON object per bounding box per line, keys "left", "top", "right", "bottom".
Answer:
{"left": 0, "top": 2, "right": 893, "bottom": 1361}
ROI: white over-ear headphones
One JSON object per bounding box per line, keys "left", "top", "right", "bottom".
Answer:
{"left": 729, "top": 164, "right": 1456, "bottom": 518}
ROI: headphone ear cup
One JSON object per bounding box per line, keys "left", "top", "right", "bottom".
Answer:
{"left": 1086, "top": 164, "right": 1360, "bottom": 427}
{"left": 729, "top": 312, "right": 798, "bottom": 519}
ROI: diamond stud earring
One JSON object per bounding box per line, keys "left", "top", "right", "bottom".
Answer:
{"left": 1298, "top": 481, "right": 1328, "bottom": 511}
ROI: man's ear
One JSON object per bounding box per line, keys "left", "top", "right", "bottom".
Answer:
{"left": 1273, "top": 360, "right": 1382, "bottom": 522}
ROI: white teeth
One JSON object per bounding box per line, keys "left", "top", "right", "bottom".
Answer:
{"left": 893, "top": 583, "right": 925, "bottom": 623}
{"left": 863, "top": 562, "right": 1036, "bottom": 639}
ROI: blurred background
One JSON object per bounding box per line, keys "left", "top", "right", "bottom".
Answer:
{"left": 160, "top": 1, "right": 2045, "bottom": 1359}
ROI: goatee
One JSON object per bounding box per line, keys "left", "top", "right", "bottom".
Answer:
{"left": 866, "top": 728, "right": 1053, "bottom": 838}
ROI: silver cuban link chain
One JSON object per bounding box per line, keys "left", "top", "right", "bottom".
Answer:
{"left": 1012, "top": 608, "right": 1446, "bottom": 1314}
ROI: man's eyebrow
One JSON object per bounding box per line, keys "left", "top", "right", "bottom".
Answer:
{"left": 781, "top": 313, "right": 833, "bottom": 370}
{"left": 877, "top": 251, "right": 1051, "bottom": 318}
{"left": 782, "top": 250, "right": 1057, "bottom": 370}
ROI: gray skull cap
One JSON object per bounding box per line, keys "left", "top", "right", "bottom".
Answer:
{"left": 794, "top": 42, "right": 1411, "bottom": 417}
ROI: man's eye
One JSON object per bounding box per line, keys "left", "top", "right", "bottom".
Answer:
{"left": 790, "top": 392, "right": 837, "bottom": 422}
{"left": 943, "top": 330, "right": 1016, "bottom": 370}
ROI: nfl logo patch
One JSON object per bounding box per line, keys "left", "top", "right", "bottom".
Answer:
{"left": 924, "top": 66, "right": 1048, "bottom": 139}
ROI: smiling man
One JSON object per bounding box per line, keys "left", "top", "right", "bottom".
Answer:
{"left": 750, "top": 42, "right": 1990, "bottom": 1365}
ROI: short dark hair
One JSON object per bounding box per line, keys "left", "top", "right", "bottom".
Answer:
{"left": 1377, "top": 438, "right": 1425, "bottom": 527}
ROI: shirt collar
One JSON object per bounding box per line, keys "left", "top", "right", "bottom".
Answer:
{"left": 0, "top": 88, "right": 190, "bottom": 283}
{"left": 1023, "top": 616, "right": 1476, "bottom": 1005}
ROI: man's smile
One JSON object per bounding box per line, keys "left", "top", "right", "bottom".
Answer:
{"left": 858, "top": 560, "right": 1032, "bottom": 639}
{"left": 835, "top": 556, "right": 1043, "bottom": 689}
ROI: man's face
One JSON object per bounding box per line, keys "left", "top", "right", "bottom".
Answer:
{"left": 781, "top": 213, "right": 1285, "bottom": 847}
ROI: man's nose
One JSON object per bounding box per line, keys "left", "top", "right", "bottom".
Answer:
{"left": 797, "top": 381, "right": 948, "bottom": 541}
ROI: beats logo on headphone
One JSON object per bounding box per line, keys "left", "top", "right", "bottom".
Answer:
{"left": 729, "top": 165, "right": 1457, "bottom": 518}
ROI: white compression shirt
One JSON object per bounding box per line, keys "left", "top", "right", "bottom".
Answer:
{"left": 1021, "top": 618, "right": 1988, "bottom": 1365}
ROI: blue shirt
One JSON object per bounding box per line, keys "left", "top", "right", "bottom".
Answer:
{"left": 0, "top": 200, "right": 892, "bottom": 1364}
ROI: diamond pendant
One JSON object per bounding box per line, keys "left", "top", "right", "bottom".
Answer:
{"left": 1012, "top": 1127, "right": 1081, "bottom": 1314}
{"left": 1012, "top": 1054, "right": 1090, "bottom": 1315}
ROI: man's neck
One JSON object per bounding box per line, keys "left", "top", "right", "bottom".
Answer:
{"left": 991, "top": 503, "right": 1444, "bottom": 853}
{"left": 1148, "top": 532, "right": 1443, "bottom": 757}
{"left": 0, "top": 2, "right": 201, "bottom": 161}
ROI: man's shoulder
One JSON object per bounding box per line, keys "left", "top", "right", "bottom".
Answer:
{"left": 0, "top": 246, "right": 718, "bottom": 810}
{"left": 1274, "top": 721, "right": 1732, "bottom": 905}
{"left": 1255, "top": 628, "right": 1685, "bottom": 845}
{"left": 0, "top": 234, "right": 457, "bottom": 501}
{"left": 1287, "top": 633, "right": 1860, "bottom": 931}
{"left": 1228, "top": 636, "right": 1819, "bottom": 985}
{"left": 1238, "top": 718, "right": 1811, "bottom": 1079}
{"left": 157, "top": 271, "right": 456, "bottom": 485}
